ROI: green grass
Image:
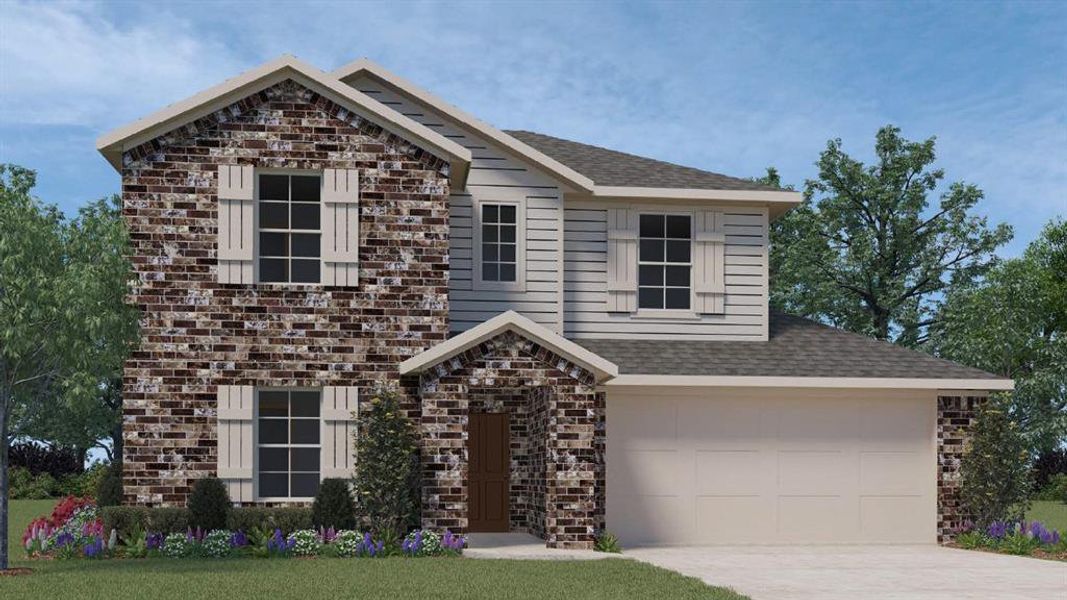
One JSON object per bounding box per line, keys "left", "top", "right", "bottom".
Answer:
{"left": 2, "top": 500, "right": 747, "bottom": 600}
{"left": 1028, "top": 500, "right": 1067, "bottom": 532}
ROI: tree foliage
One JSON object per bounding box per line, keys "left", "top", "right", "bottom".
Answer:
{"left": 769, "top": 126, "right": 1012, "bottom": 346}
{"left": 934, "top": 219, "right": 1067, "bottom": 453}
{"left": 352, "top": 385, "right": 419, "bottom": 538}
{"left": 959, "top": 397, "right": 1032, "bottom": 529}
{"left": 311, "top": 478, "right": 357, "bottom": 530}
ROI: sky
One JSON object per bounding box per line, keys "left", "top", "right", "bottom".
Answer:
{"left": 1, "top": 0, "right": 1064, "bottom": 256}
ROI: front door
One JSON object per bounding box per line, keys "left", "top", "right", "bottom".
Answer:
{"left": 468, "top": 412, "right": 510, "bottom": 532}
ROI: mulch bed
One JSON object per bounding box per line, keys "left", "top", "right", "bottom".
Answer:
{"left": 0, "top": 568, "right": 34, "bottom": 577}
{"left": 948, "top": 543, "right": 1067, "bottom": 562}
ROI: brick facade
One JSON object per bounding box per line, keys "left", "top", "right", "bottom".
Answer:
{"left": 121, "top": 79, "right": 451, "bottom": 505}
{"left": 936, "top": 394, "right": 985, "bottom": 543}
{"left": 416, "top": 331, "right": 605, "bottom": 549}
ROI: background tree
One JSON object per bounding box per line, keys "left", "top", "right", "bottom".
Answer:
{"left": 0, "top": 165, "right": 136, "bottom": 570}
{"left": 768, "top": 126, "right": 1012, "bottom": 346}
{"left": 933, "top": 219, "right": 1066, "bottom": 454}
{"left": 959, "top": 397, "right": 1032, "bottom": 529}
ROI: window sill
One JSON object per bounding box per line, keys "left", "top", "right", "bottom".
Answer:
{"left": 633, "top": 309, "right": 701, "bottom": 321}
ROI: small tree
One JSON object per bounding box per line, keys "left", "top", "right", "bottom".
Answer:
{"left": 352, "top": 385, "right": 419, "bottom": 538}
{"left": 959, "top": 397, "right": 1032, "bottom": 529}
{"left": 95, "top": 462, "right": 124, "bottom": 507}
{"left": 312, "top": 478, "right": 356, "bottom": 530}
{"left": 188, "top": 477, "right": 231, "bottom": 531}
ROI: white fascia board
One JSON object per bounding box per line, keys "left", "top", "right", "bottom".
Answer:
{"left": 96, "top": 55, "right": 472, "bottom": 188}
{"left": 603, "top": 375, "right": 1015, "bottom": 391}
{"left": 332, "top": 58, "right": 596, "bottom": 194}
{"left": 399, "top": 311, "right": 618, "bottom": 382}
{"left": 591, "top": 187, "right": 803, "bottom": 220}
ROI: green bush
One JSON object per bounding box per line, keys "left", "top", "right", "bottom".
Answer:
{"left": 959, "top": 397, "right": 1032, "bottom": 529}
{"left": 311, "top": 478, "right": 356, "bottom": 530}
{"left": 151, "top": 507, "right": 191, "bottom": 533}
{"left": 95, "top": 463, "right": 123, "bottom": 506}
{"left": 8, "top": 466, "right": 56, "bottom": 499}
{"left": 353, "top": 385, "right": 419, "bottom": 538}
{"left": 1034, "top": 473, "right": 1067, "bottom": 503}
{"left": 100, "top": 506, "right": 152, "bottom": 535}
{"left": 188, "top": 477, "right": 231, "bottom": 530}
{"left": 227, "top": 507, "right": 312, "bottom": 533}
{"left": 594, "top": 530, "right": 622, "bottom": 553}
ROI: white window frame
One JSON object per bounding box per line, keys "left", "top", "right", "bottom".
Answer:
{"left": 254, "top": 387, "right": 323, "bottom": 502}
{"left": 472, "top": 196, "right": 526, "bottom": 292}
{"left": 636, "top": 210, "right": 697, "bottom": 318}
{"left": 254, "top": 169, "right": 323, "bottom": 286}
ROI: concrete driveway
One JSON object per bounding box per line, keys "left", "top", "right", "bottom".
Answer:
{"left": 627, "top": 545, "right": 1066, "bottom": 600}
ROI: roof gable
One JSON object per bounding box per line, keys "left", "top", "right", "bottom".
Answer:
{"left": 97, "top": 55, "right": 471, "bottom": 188}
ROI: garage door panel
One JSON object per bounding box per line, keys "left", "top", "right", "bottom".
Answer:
{"left": 860, "top": 451, "right": 926, "bottom": 495}
{"left": 778, "top": 450, "right": 852, "bottom": 495}
{"left": 696, "top": 496, "right": 777, "bottom": 542}
{"left": 696, "top": 450, "right": 768, "bottom": 496}
{"left": 861, "top": 400, "right": 931, "bottom": 448}
{"left": 778, "top": 496, "right": 857, "bottom": 542}
{"left": 680, "top": 401, "right": 762, "bottom": 441}
{"left": 613, "top": 449, "right": 683, "bottom": 495}
{"left": 777, "top": 402, "right": 861, "bottom": 449}
{"left": 613, "top": 495, "right": 690, "bottom": 545}
{"left": 860, "top": 496, "right": 933, "bottom": 542}
{"left": 613, "top": 399, "right": 677, "bottom": 449}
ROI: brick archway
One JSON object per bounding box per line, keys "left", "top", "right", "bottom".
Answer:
{"left": 416, "top": 330, "right": 605, "bottom": 549}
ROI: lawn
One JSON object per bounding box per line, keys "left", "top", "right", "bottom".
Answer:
{"left": 1, "top": 500, "right": 747, "bottom": 600}
{"left": 1028, "top": 500, "right": 1067, "bottom": 532}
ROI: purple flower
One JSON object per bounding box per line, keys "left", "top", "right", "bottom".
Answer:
{"left": 83, "top": 536, "right": 105, "bottom": 558}
{"left": 229, "top": 530, "right": 248, "bottom": 548}
{"left": 55, "top": 532, "right": 76, "bottom": 548}
{"left": 1027, "top": 521, "right": 1061, "bottom": 546}
{"left": 986, "top": 521, "right": 1010, "bottom": 540}
{"left": 146, "top": 532, "right": 164, "bottom": 550}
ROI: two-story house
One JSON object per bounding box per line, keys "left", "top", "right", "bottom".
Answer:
{"left": 96, "top": 55, "right": 1011, "bottom": 549}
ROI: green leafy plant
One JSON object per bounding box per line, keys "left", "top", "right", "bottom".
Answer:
{"left": 188, "top": 477, "right": 231, "bottom": 531}
{"left": 959, "top": 398, "right": 1033, "bottom": 530}
{"left": 202, "top": 529, "right": 233, "bottom": 558}
{"left": 289, "top": 529, "right": 321, "bottom": 556}
{"left": 352, "top": 385, "right": 419, "bottom": 539}
{"left": 8, "top": 467, "right": 56, "bottom": 499}
{"left": 95, "top": 463, "right": 123, "bottom": 507}
{"left": 311, "top": 478, "right": 356, "bottom": 530}
{"left": 119, "top": 528, "right": 149, "bottom": 558}
{"left": 593, "top": 530, "right": 622, "bottom": 553}
{"left": 161, "top": 532, "right": 194, "bottom": 558}
{"left": 955, "top": 530, "right": 991, "bottom": 550}
{"left": 999, "top": 532, "right": 1040, "bottom": 556}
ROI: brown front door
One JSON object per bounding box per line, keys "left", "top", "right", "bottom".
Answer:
{"left": 468, "top": 412, "right": 510, "bottom": 532}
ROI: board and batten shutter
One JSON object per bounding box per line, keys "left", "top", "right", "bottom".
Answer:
{"left": 694, "top": 210, "right": 726, "bottom": 314}
{"left": 321, "top": 169, "right": 360, "bottom": 286}
{"left": 217, "top": 385, "right": 254, "bottom": 502}
{"left": 605, "top": 207, "right": 638, "bottom": 312}
{"left": 217, "top": 165, "right": 255, "bottom": 284}
{"left": 321, "top": 386, "right": 358, "bottom": 478}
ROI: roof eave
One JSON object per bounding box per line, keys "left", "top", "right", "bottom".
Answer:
{"left": 573, "top": 186, "right": 802, "bottom": 219}
{"left": 602, "top": 375, "right": 1014, "bottom": 390}
{"left": 399, "top": 311, "right": 619, "bottom": 383}
{"left": 96, "top": 55, "right": 472, "bottom": 188}
{"left": 332, "top": 58, "right": 596, "bottom": 194}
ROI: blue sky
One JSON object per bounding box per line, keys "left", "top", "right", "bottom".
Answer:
{"left": 1, "top": 0, "right": 1064, "bottom": 255}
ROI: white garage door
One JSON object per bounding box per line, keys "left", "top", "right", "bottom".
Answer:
{"left": 606, "top": 388, "right": 936, "bottom": 546}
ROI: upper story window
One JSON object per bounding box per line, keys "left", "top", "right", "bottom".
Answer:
{"left": 258, "top": 173, "right": 321, "bottom": 284}
{"left": 257, "top": 389, "right": 321, "bottom": 499}
{"left": 638, "top": 214, "right": 691, "bottom": 310}
{"left": 480, "top": 203, "right": 518, "bottom": 283}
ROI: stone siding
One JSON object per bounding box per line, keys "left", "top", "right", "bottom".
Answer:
{"left": 120, "top": 79, "right": 451, "bottom": 505}
{"left": 936, "top": 394, "right": 985, "bottom": 543}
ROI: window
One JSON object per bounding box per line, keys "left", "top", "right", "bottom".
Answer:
{"left": 257, "top": 389, "right": 320, "bottom": 499}
{"left": 258, "top": 173, "right": 321, "bottom": 283}
{"left": 638, "top": 214, "right": 692, "bottom": 310}
{"left": 480, "top": 203, "right": 518, "bottom": 283}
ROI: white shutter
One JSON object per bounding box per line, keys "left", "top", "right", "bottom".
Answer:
{"left": 694, "top": 210, "right": 726, "bottom": 314}
{"left": 217, "top": 165, "right": 255, "bottom": 284}
{"left": 605, "top": 207, "right": 638, "bottom": 312}
{"left": 321, "top": 386, "right": 358, "bottom": 479}
{"left": 321, "top": 168, "right": 360, "bottom": 286}
{"left": 216, "top": 385, "right": 254, "bottom": 502}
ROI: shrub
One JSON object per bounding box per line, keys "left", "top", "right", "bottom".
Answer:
{"left": 312, "top": 478, "right": 356, "bottom": 530}
{"left": 289, "top": 529, "right": 322, "bottom": 556}
{"left": 9, "top": 442, "right": 81, "bottom": 478}
{"left": 202, "top": 529, "right": 233, "bottom": 558}
{"left": 150, "top": 507, "right": 191, "bottom": 533}
{"left": 1032, "top": 448, "right": 1067, "bottom": 490}
{"left": 334, "top": 530, "right": 362, "bottom": 557}
{"left": 353, "top": 385, "right": 419, "bottom": 538}
{"left": 1035, "top": 473, "right": 1067, "bottom": 503}
{"left": 9, "top": 466, "right": 56, "bottom": 499}
{"left": 100, "top": 506, "right": 150, "bottom": 536}
{"left": 594, "top": 530, "right": 622, "bottom": 553}
{"left": 188, "top": 477, "right": 231, "bottom": 531}
{"left": 959, "top": 397, "right": 1032, "bottom": 529}
{"left": 95, "top": 463, "right": 124, "bottom": 506}
{"left": 228, "top": 507, "right": 312, "bottom": 533}
{"left": 162, "top": 532, "right": 194, "bottom": 558}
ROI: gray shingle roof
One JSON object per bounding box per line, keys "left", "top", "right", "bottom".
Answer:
{"left": 505, "top": 130, "right": 780, "bottom": 192}
{"left": 575, "top": 312, "right": 1005, "bottom": 380}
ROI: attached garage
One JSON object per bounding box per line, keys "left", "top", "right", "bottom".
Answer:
{"left": 606, "top": 387, "right": 937, "bottom": 546}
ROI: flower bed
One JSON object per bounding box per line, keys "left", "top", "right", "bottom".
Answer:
{"left": 955, "top": 520, "right": 1067, "bottom": 561}
{"left": 23, "top": 496, "right": 466, "bottom": 560}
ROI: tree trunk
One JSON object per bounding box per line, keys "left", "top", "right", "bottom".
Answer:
{"left": 1, "top": 400, "right": 10, "bottom": 571}
{"left": 110, "top": 419, "right": 124, "bottom": 469}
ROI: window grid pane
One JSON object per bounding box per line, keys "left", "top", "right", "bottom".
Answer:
{"left": 638, "top": 214, "right": 691, "bottom": 310}
{"left": 258, "top": 389, "right": 320, "bottom": 499}
{"left": 481, "top": 203, "right": 518, "bottom": 282}
{"left": 258, "top": 174, "right": 321, "bottom": 284}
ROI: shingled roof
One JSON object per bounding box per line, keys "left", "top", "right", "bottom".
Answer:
{"left": 505, "top": 130, "right": 780, "bottom": 192}
{"left": 576, "top": 312, "right": 1006, "bottom": 381}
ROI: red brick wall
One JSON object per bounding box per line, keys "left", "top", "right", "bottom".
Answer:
{"left": 120, "top": 79, "right": 451, "bottom": 505}
{"left": 937, "top": 394, "right": 985, "bottom": 542}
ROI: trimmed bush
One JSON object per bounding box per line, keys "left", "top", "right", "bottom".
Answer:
{"left": 227, "top": 507, "right": 312, "bottom": 533}
{"left": 100, "top": 506, "right": 150, "bottom": 536}
{"left": 151, "top": 507, "right": 191, "bottom": 533}
{"left": 96, "top": 463, "right": 123, "bottom": 506}
{"left": 188, "top": 477, "right": 231, "bottom": 530}
{"left": 311, "top": 478, "right": 356, "bottom": 530}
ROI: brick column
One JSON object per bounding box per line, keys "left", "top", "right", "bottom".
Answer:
{"left": 937, "top": 394, "right": 984, "bottom": 543}
{"left": 545, "top": 388, "right": 603, "bottom": 549}
{"left": 420, "top": 379, "right": 468, "bottom": 532}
